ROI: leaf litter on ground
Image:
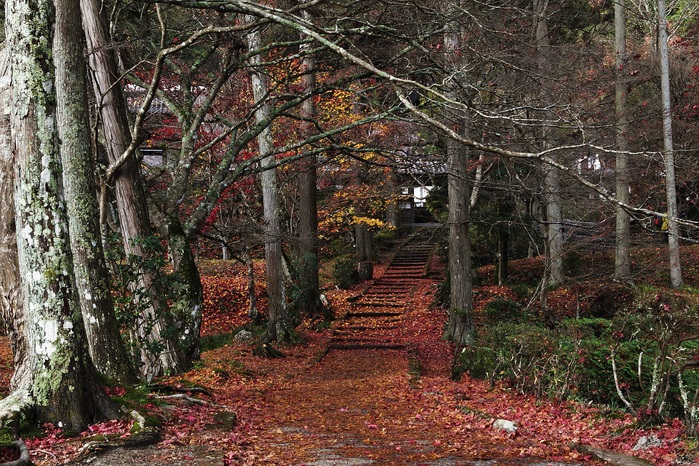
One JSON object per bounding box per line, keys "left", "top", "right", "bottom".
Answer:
{"left": 5, "top": 248, "right": 699, "bottom": 465}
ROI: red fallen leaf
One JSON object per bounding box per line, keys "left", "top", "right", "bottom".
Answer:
{"left": 367, "top": 424, "right": 378, "bottom": 429}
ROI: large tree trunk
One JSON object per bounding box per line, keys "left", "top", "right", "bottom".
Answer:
{"left": 443, "top": 0, "right": 474, "bottom": 346}
{"left": 296, "top": 3, "right": 323, "bottom": 317}
{"left": 56, "top": 0, "right": 136, "bottom": 385}
{"left": 4, "top": 0, "right": 118, "bottom": 430}
{"left": 247, "top": 19, "right": 291, "bottom": 343}
{"left": 0, "top": 47, "right": 31, "bottom": 394}
{"left": 81, "top": 0, "right": 183, "bottom": 378}
{"left": 658, "top": 0, "right": 682, "bottom": 289}
{"left": 445, "top": 137, "right": 473, "bottom": 345}
{"left": 535, "top": 0, "right": 564, "bottom": 290}
{"left": 614, "top": 0, "right": 632, "bottom": 283}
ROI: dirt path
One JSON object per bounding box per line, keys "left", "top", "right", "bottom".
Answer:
{"left": 225, "top": 237, "right": 597, "bottom": 465}
{"left": 64, "top": 237, "right": 612, "bottom": 465}
{"left": 256, "top": 348, "right": 566, "bottom": 465}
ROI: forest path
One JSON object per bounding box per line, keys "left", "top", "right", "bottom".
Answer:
{"left": 62, "top": 235, "right": 615, "bottom": 466}
{"left": 251, "top": 236, "right": 589, "bottom": 465}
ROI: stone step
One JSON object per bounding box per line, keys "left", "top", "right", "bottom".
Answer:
{"left": 337, "top": 317, "right": 402, "bottom": 327}
{"left": 330, "top": 339, "right": 406, "bottom": 350}
{"left": 328, "top": 239, "right": 436, "bottom": 354}
{"left": 346, "top": 310, "right": 403, "bottom": 318}
{"left": 352, "top": 299, "right": 404, "bottom": 307}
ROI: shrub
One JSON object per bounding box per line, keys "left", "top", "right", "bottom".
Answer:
{"left": 483, "top": 298, "right": 526, "bottom": 323}
{"left": 586, "top": 284, "right": 634, "bottom": 319}
{"left": 455, "top": 321, "right": 565, "bottom": 397}
{"left": 606, "top": 289, "right": 699, "bottom": 426}
{"left": 373, "top": 227, "right": 398, "bottom": 253}
{"left": 455, "top": 316, "right": 670, "bottom": 408}
{"left": 332, "top": 255, "right": 358, "bottom": 289}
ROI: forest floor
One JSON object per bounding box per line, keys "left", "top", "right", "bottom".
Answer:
{"left": 3, "top": 234, "right": 699, "bottom": 465}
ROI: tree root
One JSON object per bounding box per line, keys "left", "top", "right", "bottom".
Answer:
{"left": 69, "top": 410, "right": 161, "bottom": 463}
{"left": 0, "top": 390, "right": 31, "bottom": 434}
{"left": 153, "top": 393, "right": 208, "bottom": 405}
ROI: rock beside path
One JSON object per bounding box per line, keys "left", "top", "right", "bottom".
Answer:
{"left": 577, "top": 445, "right": 655, "bottom": 466}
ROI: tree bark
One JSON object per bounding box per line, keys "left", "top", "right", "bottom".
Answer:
{"left": 297, "top": 4, "right": 323, "bottom": 316}
{"left": 658, "top": 0, "right": 683, "bottom": 289}
{"left": 355, "top": 223, "right": 374, "bottom": 281}
{"left": 496, "top": 226, "right": 508, "bottom": 286}
{"left": 164, "top": 214, "right": 202, "bottom": 364}
{"left": 247, "top": 18, "right": 291, "bottom": 343}
{"left": 81, "top": 0, "right": 183, "bottom": 378}
{"left": 56, "top": 0, "right": 136, "bottom": 385}
{"left": 5, "top": 0, "right": 118, "bottom": 430}
{"left": 443, "top": 0, "right": 474, "bottom": 346}
{"left": 0, "top": 47, "right": 31, "bottom": 394}
{"left": 245, "top": 248, "right": 260, "bottom": 323}
{"left": 535, "top": 0, "right": 564, "bottom": 290}
{"left": 354, "top": 162, "right": 374, "bottom": 281}
{"left": 614, "top": 0, "right": 632, "bottom": 283}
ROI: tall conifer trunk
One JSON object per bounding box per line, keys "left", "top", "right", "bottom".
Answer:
{"left": 614, "top": 0, "right": 632, "bottom": 283}
{"left": 4, "top": 0, "right": 117, "bottom": 430}
{"left": 297, "top": 2, "right": 323, "bottom": 316}
{"left": 658, "top": 0, "right": 682, "bottom": 289}
{"left": 0, "top": 48, "right": 30, "bottom": 394}
{"left": 81, "top": 0, "right": 184, "bottom": 378}
{"left": 57, "top": 0, "right": 136, "bottom": 385}
{"left": 443, "top": 0, "right": 474, "bottom": 346}
{"left": 535, "top": 0, "right": 564, "bottom": 293}
{"left": 247, "top": 17, "right": 291, "bottom": 342}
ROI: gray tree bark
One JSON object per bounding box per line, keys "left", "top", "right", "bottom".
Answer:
{"left": 614, "top": 0, "right": 632, "bottom": 283}
{"left": 81, "top": 0, "right": 184, "bottom": 378}
{"left": 247, "top": 19, "right": 291, "bottom": 342}
{"left": 4, "top": 0, "right": 118, "bottom": 430}
{"left": 535, "top": 0, "right": 564, "bottom": 290}
{"left": 296, "top": 3, "right": 323, "bottom": 316}
{"left": 658, "top": 0, "right": 683, "bottom": 289}
{"left": 57, "top": 0, "right": 136, "bottom": 385}
{"left": 0, "top": 47, "right": 31, "bottom": 394}
{"left": 442, "top": 0, "right": 474, "bottom": 346}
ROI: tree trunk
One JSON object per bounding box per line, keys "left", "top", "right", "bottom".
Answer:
{"left": 355, "top": 223, "right": 374, "bottom": 281}
{"left": 535, "top": 0, "right": 564, "bottom": 290}
{"left": 5, "top": 0, "right": 118, "bottom": 430}
{"left": 247, "top": 18, "right": 291, "bottom": 343}
{"left": 246, "top": 248, "right": 260, "bottom": 324}
{"left": 658, "top": 0, "right": 683, "bottom": 289}
{"left": 56, "top": 0, "right": 136, "bottom": 385}
{"left": 0, "top": 47, "right": 31, "bottom": 393}
{"left": 614, "top": 0, "right": 632, "bottom": 283}
{"left": 443, "top": 0, "right": 474, "bottom": 346}
{"left": 165, "top": 214, "right": 202, "bottom": 364}
{"left": 297, "top": 5, "right": 323, "bottom": 316}
{"left": 385, "top": 168, "right": 399, "bottom": 228}
{"left": 81, "top": 0, "right": 183, "bottom": 378}
{"left": 543, "top": 165, "right": 564, "bottom": 286}
{"left": 496, "top": 226, "right": 508, "bottom": 286}
{"left": 445, "top": 136, "right": 473, "bottom": 345}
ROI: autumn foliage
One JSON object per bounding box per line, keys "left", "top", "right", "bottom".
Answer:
{"left": 3, "top": 240, "right": 698, "bottom": 465}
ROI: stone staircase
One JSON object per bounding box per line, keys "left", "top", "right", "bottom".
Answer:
{"left": 330, "top": 237, "right": 437, "bottom": 350}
